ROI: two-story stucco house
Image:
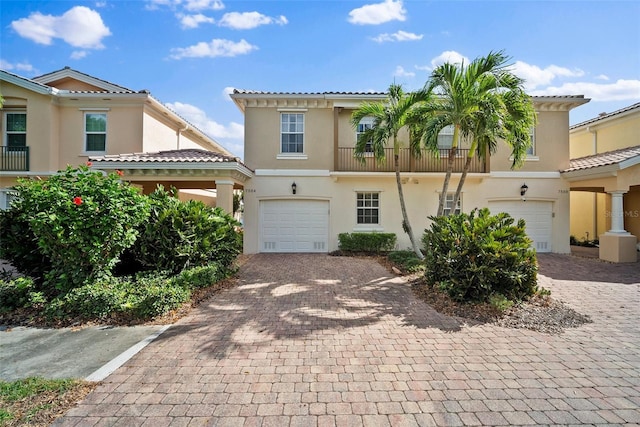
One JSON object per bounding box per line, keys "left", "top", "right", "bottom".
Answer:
{"left": 0, "top": 67, "right": 251, "bottom": 213}
{"left": 565, "top": 102, "right": 640, "bottom": 262}
{"left": 231, "top": 90, "right": 589, "bottom": 255}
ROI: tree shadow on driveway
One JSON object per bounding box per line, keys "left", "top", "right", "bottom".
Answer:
{"left": 160, "top": 254, "right": 474, "bottom": 359}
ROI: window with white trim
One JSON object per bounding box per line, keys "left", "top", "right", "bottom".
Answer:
{"left": 356, "top": 117, "right": 374, "bottom": 153}
{"left": 85, "top": 113, "right": 107, "bottom": 152}
{"left": 4, "top": 112, "right": 26, "bottom": 150}
{"left": 0, "top": 188, "right": 18, "bottom": 210}
{"left": 526, "top": 127, "right": 535, "bottom": 156}
{"left": 443, "top": 193, "right": 462, "bottom": 216}
{"left": 357, "top": 192, "right": 380, "bottom": 224}
{"left": 437, "top": 125, "right": 454, "bottom": 149}
{"left": 280, "top": 113, "right": 304, "bottom": 153}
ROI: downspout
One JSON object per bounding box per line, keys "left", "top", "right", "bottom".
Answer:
{"left": 177, "top": 124, "right": 189, "bottom": 149}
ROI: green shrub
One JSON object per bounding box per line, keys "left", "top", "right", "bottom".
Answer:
{"left": 0, "top": 277, "right": 44, "bottom": 311}
{"left": 45, "top": 277, "right": 125, "bottom": 320}
{"left": 170, "top": 264, "right": 225, "bottom": 290}
{"left": 7, "top": 165, "right": 150, "bottom": 293}
{"left": 422, "top": 208, "right": 538, "bottom": 303}
{"left": 338, "top": 232, "right": 397, "bottom": 253}
{"left": 387, "top": 250, "right": 425, "bottom": 273}
{"left": 0, "top": 208, "right": 51, "bottom": 285}
{"left": 132, "top": 186, "right": 242, "bottom": 273}
{"left": 126, "top": 277, "right": 191, "bottom": 318}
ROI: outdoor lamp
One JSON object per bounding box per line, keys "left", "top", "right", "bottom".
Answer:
{"left": 520, "top": 183, "right": 528, "bottom": 196}
{"left": 292, "top": 182, "right": 297, "bottom": 195}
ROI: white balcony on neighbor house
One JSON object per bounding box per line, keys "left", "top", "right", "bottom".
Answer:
{"left": 0, "top": 146, "right": 30, "bottom": 172}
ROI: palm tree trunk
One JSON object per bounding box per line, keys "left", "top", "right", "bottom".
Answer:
{"left": 394, "top": 154, "right": 424, "bottom": 259}
{"left": 451, "top": 153, "right": 474, "bottom": 215}
{"left": 437, "top": 146, "right": 457, "bottom": 216}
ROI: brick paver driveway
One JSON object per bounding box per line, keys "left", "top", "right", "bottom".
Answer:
{"left": 57, "top": 254, "right": 640, "bottom": 426}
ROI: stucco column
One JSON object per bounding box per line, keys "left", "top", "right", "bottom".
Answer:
{"left": 599, "top": 190, "right": 637, "bottom": 263}
{"left": 215, "top": 180, "right": 235, "bottom": 214}
{"left": 608, "top": 191, "right": 627, "bottom": 234}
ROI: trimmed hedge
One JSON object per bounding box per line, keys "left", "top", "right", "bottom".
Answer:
{"left": 338, "top": 232, "right": 397, "bottom": 253}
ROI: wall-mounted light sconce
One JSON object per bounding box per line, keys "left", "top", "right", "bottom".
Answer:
{"left": 520, "top": 183, "right": 528, "bottom": 196}
{"left": 291, "top": 182, "right": 297, "bottom": 195}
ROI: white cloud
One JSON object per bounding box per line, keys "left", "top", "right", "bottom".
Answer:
{"left": 430, "top": 51, "right": 469, "bottom": 69}
{"left": 70, "top": 50, "right": 88, "bottom": 59}
{"left": 530, "top": 79, "right": 640, "bottom": 102}
{"left": 0, "top": 60, "right": 37, "bottom": 74}
{"left": 169, "top": 38, "right": 257, "bottom": 59}
{"left": 394, "top": 65, "right": 415, "bottom": 78}
{"left": 596, "top": 74, "right": 610, "bottom": 81}
{"left": 222, "top": 86, "right": 235, "bottom": 100}
{"left": 183, "top": 0, "right": 224, "bottom": 11}
{"left": 11, "top": 6, "right": 111, "bottom": 49}
{"left": 348, "top": 0, "right": 406, "bottom": 25}
{"left": 372, "top": 30, "right": 422, "bottom": 43}
{"left": 219, "top": 12, "right": 287, "bottom": 29}
{"left": 166, "top": 101, "right": 244, "bottom": 156}
{"left": 510, "top": 61, "right": 585, "bottom": 91}
{"left": 178, "top": 13, "right": 215, "bottom": 29}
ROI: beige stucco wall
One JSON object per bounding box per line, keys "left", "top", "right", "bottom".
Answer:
{"left": 244, "top": 107, "right": 334, "bottom": 170}
{"left": 569, "top": 108, "right": 640, "bottom": 241}
{"left": 242, "top": 173, "right": 570, "bottom": 254}
{"left": 492, "top": 110, "right": 570, "bottom": 172}
{"left": 57, "top": 103, "right": 144, "bottom": 167}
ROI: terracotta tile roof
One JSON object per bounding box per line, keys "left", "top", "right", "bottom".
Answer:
{"left": 565, "top": 145, "right": 640, "bottom": 172}
{"left": 232, "top": 89, "right": 387, "bottom": 96}
{"left": 232, "top": 89, "right": 586, "bottom": 99}
{"left": 571, "top": 102, "right": 640, "bottom": 129}
{"left": 90, "top": 149, "right": 243, "bottom": 164}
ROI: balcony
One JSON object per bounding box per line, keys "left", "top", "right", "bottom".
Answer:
{"left": 0, "top": 146, "right": 30, "bottom": 171}
{"left": 336, "top": 147, "right": 486, "bottom": 173}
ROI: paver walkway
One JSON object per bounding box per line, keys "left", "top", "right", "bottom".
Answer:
{"left": 56, "top": 254, "right": 640, "bottom": 426}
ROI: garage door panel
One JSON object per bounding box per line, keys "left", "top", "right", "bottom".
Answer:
{"left": 260, "top": 200, "right": 329, "bottom": 253}
{"left": 489, "top": 201, "right": 552, "bottom": 253}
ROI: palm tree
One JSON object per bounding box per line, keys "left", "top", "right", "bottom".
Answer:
{"left": 414, "top": 51, "right": 536, "bottom": 216}
{"left": 350, "top": 84, "right": 431, "bottom": 259}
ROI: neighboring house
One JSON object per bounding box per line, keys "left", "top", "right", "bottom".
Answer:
{"left": 0, "top": 67, "right": 251, "bottom": 213}
{"left": 231, "top": 90, "right": 589, "bottom": 255}
{"left": 564, "top": 102, "right": 640, "bottom": 262}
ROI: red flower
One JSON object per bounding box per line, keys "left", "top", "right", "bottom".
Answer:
{"left": 73, "top": 196, "right": 83, "bottom": 206}
{"left": 116, "top": 170, "right": 124, "bottom": 177}
{"left": 86, "top": 161, "right": 93, "bottom": 167}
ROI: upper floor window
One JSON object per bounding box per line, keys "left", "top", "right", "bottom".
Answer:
{"left": 437, "top": 125, "right": 454, "bottom": 149}
{"left": 85, "top": 113, "right": 107, "bottom": 152}
{"left": 4, "top": 112, "right": 26, "bottom": 150}
{"left": 281, "top": 113, "right": 304, "bottom": 153}
{"left": 526, "top": 127, "right": 536, "bottom": 156}
{"left": 357, "top": 117, "right": 374, "bottom": 153}
{"left": 357, "top": 192, "right": 380, "bottom": 224}
{"left": 443, "top": 193, "right": 462, "bottom": 216}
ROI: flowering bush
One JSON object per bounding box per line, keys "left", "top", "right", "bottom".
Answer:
{"left": 7, "top": 165, "right": 150, "bottom": 292}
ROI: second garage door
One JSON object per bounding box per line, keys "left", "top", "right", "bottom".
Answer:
{"left": 489, "top": 200, "right": 553, "bottom": 253}
{"left": 260, "top": 200, "right": 329, "bottom": 253}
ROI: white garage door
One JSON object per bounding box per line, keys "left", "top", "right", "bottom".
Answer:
{"left": 489, "top": 201, "right": 553, "bottom": 253}
{"left": 260, "top": 200, "right": 329, "bottom": 253}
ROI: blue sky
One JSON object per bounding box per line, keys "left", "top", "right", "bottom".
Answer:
{"left": 2, "top": 0, "right": 639, "bottom": 159}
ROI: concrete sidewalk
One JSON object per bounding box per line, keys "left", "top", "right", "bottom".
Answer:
{"left": 50, "top": 253, "right": 639, "bottom": 426}
{"left": 0, "top": 324, "right": 168, "bottom": 381}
